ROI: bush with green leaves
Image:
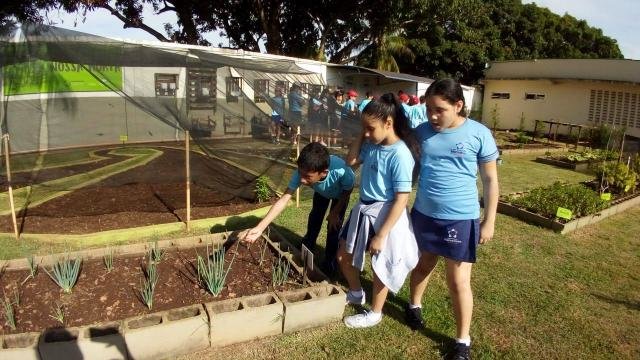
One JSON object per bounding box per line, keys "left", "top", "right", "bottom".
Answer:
{"left": 44, "top": 255, "right": 82, "bottom": 293}
{"left": 506, "top": 182, "right": 608, "bottom": 220}
{"left": 196, "top": 243, "right": 237, "bottom": 296}
{"left": 596, "top": 162, "right": 637, "bottom": 194}
{"left": 562, "top": 149, "right": 619, "bottom": 163}
{"left": 254, "top": 175, "right": 271, "bottom": 203}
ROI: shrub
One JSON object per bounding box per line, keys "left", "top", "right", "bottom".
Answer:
{"left": 506, "top": 182, "right": 608, "bottom": 219}
{"left": 596, "top": 162, "right": 637, "bottom": 194}
{"left": 254, "top": 176, "right": 271, "bottom": 203}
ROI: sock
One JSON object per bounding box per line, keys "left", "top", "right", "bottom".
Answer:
{"left": 349, "top": 288, "right": 364, "bottom": 297}
{"left": 409, "top": 303, "right": 422, "bottom": 310}
{"left": 455, "top": 338, "right": 471, "bottom": 346}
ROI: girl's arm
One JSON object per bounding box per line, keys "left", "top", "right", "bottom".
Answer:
{"left": 368, "top": 192, "right": 410, "bottom": 254}
{"left": 346, "top": 132, "right": 365, "bottom": 169}
{"left": 479, "top": 160, "right": 499, "bottom": 243}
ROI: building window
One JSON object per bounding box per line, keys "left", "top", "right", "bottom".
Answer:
{"left": 491, "top": 92, "right": 510, "bottom": 99}
{"left": 155, "top": 74, "right": 178, "bottom": 97}
{"left": 254, "top": 79, "right": 269, "bottom": 103}
{"left": 226, "top": 77, "right": 242, "bottom": 103}
{"left": 187, "top": 69, "right": 216, "bottom": 110}
{"left": 275, "top": 80, "right": 289, "bottom": 96}
{"left": 525, "top": 93, "right": 545, "bottom": 100}
{"left": 588, "top": 89, "right": 640, "bottom": 129}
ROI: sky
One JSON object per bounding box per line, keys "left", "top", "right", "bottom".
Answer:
{"left": 42, "top": 1, "right": 639, "bottom": 60}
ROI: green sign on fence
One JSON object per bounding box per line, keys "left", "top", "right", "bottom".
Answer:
{"left": 556, "top": 207, "right": 573, "bottom": 220}
{"left": 3, "top": 60, "right": 122, "bottom": 95}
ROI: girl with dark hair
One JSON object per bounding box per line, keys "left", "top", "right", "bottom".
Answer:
{"left": 406, "top": 79, "right": 499, "bottom": 360}
{"left": 337, "top": 93, "right": 419, "bottom": 328}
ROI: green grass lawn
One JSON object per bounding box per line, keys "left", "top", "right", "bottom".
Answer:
{"left": 0, "top": 150, "right": 637, "bottom": 359}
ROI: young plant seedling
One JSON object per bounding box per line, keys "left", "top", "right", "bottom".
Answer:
{"left": 103, "top": 247, "right": 115, "bottom": 273}
{"left": 21, "top": 255, "right": 38, "bottom": 285}
{"left": 138, "top": 257, "right": 159, "bottom": 310}
{"left": 150, "top": 241, "right": 165, "bottom": 263}
{"left": 44, "top": 254, "right": 82, "bottom": 293}
{"left": 1, "top": 295, "right": 16, "bottom": 330}
{"left": 49, "top": 303, "right": 65, "bottom": 325}
{"left": 272, "top": 256, "right": 290, "bottom": 288}
{"left": 196, "top": 241, "right": 238, "bottom": 296}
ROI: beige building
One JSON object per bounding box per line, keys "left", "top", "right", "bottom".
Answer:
{"left": 482, "top": 59, "right": 640, "bottom": 139}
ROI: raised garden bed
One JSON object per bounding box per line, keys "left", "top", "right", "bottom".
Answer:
{"left": 534, "top": 156, "right": 597, "bottom": 172}
{"left": 534, "top": 149, "right": 617, "bottom": 172}
{"left": 0, "top": 231, "right": 346, "bottom": 359}
{"left": 0, "top": 146, "right": 277, "bottom": 234}
{"left": 498, "top": 185, "right": 640, "bottom": 234}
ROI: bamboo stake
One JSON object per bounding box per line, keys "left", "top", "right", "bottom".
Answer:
{"left": 3, "top": 135, "right": 19, "bottom": 239}
{"left": 185, "top": 130, "right": 191, "bottom": 231}
{"left": 296, "top": 125, "right": 300, "bottom": 208}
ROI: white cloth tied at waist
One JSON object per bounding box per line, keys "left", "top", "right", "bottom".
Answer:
{"left": 343, "top": 200, "right": 419, "bottom": 293}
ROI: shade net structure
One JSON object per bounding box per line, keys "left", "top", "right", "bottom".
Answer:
{"left": 0, "top": 23, "right": 362, "bottom": 235}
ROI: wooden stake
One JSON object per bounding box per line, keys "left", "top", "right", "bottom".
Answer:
{"left": 185, "top": 130, "right": 191, "bottom": 231}
{"left": 296, "top": 126, "right": 300, "bottom": 208}
{"left": 3, "top": 135, "right": 19, "bottom": 239}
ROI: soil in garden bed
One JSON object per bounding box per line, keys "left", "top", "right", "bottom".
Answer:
{"left": 0, "top": 240, "right": 303, "bottom": 335}
{"left": 0, "top": 147, "right": 275, "bottom": 234}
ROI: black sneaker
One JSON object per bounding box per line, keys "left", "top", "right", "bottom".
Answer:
{"left": 404, "top": 304, "right": 424, "bottom": 330}
{"left": 443, "top": 343, "right": 471, "bottom": 360}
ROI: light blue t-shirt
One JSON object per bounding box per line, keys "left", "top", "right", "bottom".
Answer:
{"left": 287, "top": 155, "right": 355, "bottom": 199}
{"left": 271, "top": 96, "right": 285, "bottom": 116}
{"left": 413, "top": 119, "right": 499, "bottom": 220}
{"left": 409, "top": 104, "right": 427, "bottom": 128}
{"left": 289, "top": 91, "right": 304, "bottom": 112}
{"left": 358, "top": 99, "right": 372, "bottom": 112}
{"left": 358, "top": 140, "right": 414, "bottom": 202}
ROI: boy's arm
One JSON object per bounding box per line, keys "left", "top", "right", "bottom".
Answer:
{"left": 240, "top": 188, "right": 295, "bottom": 243}
{"left": 368, "top": 192, "right": 410, "bottom": 254}
{"left": 479, "top": 160, "right": 499, "bottom": 244}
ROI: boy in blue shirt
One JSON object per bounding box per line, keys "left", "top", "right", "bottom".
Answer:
{"left": 240, "top": 142, "right": 355, "bottom": 276}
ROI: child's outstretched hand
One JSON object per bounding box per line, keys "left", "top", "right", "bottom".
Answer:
{"left": 239, "top": 227, "right": 262, "bottom": 243}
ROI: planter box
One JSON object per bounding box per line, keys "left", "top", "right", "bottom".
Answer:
{"left": 123, "top": 304, "right": 209, "bottom": 360}
{"left": 206, "top": 292, "right": 283, "bottom": 347}
{"left": 534, "top": 156, "right": 601, "bottom": 172}
{"left": 0, "top": 332, "right": 40, "bottom": 360}
{"left": 277, "top": 284, "right": 345, "bottom": 333}
{"left": 498, "top": 193, "right": 640, "bottom": 234}
{"left": 38, "top": 322, "right": 128, "bottom": 360}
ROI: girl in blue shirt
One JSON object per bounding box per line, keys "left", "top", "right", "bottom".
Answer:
{"left": 407, "top": 79, "right": 499, "bottom": 360}
{"left": 338, "top": 93, "right": 419, "bottom": 328}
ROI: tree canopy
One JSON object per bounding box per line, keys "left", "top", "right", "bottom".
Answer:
{"left": 1, "top": 0, "right": 623, "bottom": 83}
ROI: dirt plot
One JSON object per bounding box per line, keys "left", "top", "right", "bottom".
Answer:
{"left": 0, "top": 147, "right": 274, "bottom": 234}
{"left": 0, "top": 240, "right": 302, "bottom": 335}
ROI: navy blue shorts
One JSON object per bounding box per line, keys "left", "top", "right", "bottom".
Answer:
{"left": 411, "top": 208, "right": 479, "bottom": 263}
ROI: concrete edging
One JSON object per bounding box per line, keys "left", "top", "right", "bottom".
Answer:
{"left": 498, "top": 193, "right": 640, "bottom": 234}
{"left": 277, "top": 284, "right": 345, "bottom": 333}
{"left": 206, "top": 292, "right": 284, "bottom": 347}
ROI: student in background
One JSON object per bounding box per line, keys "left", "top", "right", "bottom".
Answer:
{"left": 358, "top": 91, "right": 375, "bottom": 112}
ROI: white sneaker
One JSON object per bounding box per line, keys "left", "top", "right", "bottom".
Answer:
{"left": 346, "top": 290, "right": 365, "bottom": 305}
{"left": 344, "top": 311, "right": 382, "bottom": 328}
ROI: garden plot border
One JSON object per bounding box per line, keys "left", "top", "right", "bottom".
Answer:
{"left": 0, "top": 231, "right": 346, "bottom": 359}
{"left": 534, "top": 156, "right": 601, "bottom": 172}
{"left": 499, "top": 146, "right": 569, "bottom": 155}
{"left": 497, "top": 192, "right": 640, "bottom": 234}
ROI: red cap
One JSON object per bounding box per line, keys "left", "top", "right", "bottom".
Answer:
{"left": 399, "top": 93, "right": 409, "bottom": 103}
{"left": 347, "top": 89, "right": 358, "bottom": 98}
{"left": 409, "top": 95, "right": 419, "bottom": 105}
